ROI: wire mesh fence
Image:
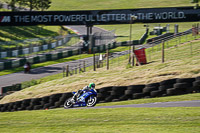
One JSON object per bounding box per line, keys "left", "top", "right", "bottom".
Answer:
{"left": 62, "top": 26, "right": 200, "bottom": 77}
{"left": 93, "top": 30, "right": 116, "bottom": 46}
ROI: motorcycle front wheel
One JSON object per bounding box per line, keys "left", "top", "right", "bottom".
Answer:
{"left": 64, "top": 98, "right": 73, "bottom": 108}
{"left": 86, "top": 96, "right": 97, "bottom": 107}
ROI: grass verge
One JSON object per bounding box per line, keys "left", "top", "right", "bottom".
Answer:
{"left": 0, "top": 106, "right": 200, "bottom": 133}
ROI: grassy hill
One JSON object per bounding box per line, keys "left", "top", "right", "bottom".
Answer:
{"left": 49, "top": 0, "right": 194, "bottom": 10}
{"left": 1, "top": 37, "right": 199, "bottom": 103}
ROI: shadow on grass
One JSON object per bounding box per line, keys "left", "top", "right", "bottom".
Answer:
{"left": 0, "top": 26, "right": 58, "bottom": 47}
{"left": 30, "top": 66, "right": 62, "bottom": 74}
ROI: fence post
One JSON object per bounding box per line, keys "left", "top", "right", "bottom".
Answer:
{"left": 190, "top": 41, "right": 193, "bottom": 55}
{"left": 93, "top": 50, "right": 96, "bottom": 71}
{"left": 75, "top": 66, "right": 77, "bottom": 74}
{"left": 63, "top": 66, "right": 65, "bottom": 77}
{"left": 131, "top": 45, "right": 135, "bottom": 66}
{"left": 79, "top": 64, "right": 81, "bottom": 73}
{"left": 66, "top": 65, "right": 69, "bottom": 77}
{"left": 162, "top": 41, "right": 165, "bottom": 63}
{"left": 106, "top": 49, "right": 109, "bottom": 70}
{"left": 83, "top": 61, "right": 86, "bottom": 72}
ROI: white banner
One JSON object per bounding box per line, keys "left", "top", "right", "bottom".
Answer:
{"left": 23, "top": 48, "right": 29, "bottom": 54}
{"left": 58, "top": 40, "right": 62, "bottom": 46}
{"left": 51, "top": 42, "right": 56, "bottom": 48}
{"left": 1, "top": 52, "right": 7, "bottom": 58}
{"left": 33, "top": 47, "right": 39, "bottom": 52}
{"left": 12, "top": 50, "right": 18, "bottom": 56}
{"left": 43, "top": 45, "right": 48, "bottom": 50}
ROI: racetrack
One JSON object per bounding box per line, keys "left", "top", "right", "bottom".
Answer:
{"left": 69, "top": 100, "right": 200, "bottom": 109}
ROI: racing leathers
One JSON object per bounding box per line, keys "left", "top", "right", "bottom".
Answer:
{"left": 72, "top": 86, "right": 91, "bottom": 103}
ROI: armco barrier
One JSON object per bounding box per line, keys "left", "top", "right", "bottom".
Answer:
{"left": 0, "top": 77, "right": 199, "bottom": 112}
{"left": 4, "top": 61, "right": 12, "bottom": 69}
{"left": 19, "top": 58, "right": 26, "bottom": 66}
{"left": 46, "top": 54, "right": 52, "bottom": 61}
{"left": 0, "top": 46, "right": 85, "bottom": 71}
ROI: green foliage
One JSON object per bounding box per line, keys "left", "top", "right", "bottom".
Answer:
{"left": 37, "top": 0, "right": 52, "bottom": 11}
{"left": 21, "top": 79, "right": 39, "bottom": 89}
{"left": 4, "top": 0, "right": 51, "bottom": 11}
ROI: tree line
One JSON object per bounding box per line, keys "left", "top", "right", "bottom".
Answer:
{"left": 4, "top": 0, "right": 52, "bottom": 11}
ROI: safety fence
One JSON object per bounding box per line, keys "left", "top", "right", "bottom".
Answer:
{"left": 0, "top": 77, "right": 199, "bottom": 112}
{"left": 119, "top": 28, "right": 149, "bottom": 46}
{"left": 63, "top": 27, "right": 200, "bottom": 78}
{"left": 143, "top": 28, "right": 200, "bottom": 64}
{"left": 63, "top": 61, "right": 86, "bottom": 77}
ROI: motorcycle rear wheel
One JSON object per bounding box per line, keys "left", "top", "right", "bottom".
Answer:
{"left": 87, "top": 96, "right": 97, "bottom": 107}
{"left": 64, "top": 98, "right": 73, "bottom": 108}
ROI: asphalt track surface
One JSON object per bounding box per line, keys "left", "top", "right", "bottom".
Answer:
{"left": 69, "top": 100, "right": 200, "bottom": 109}
{"left": 66, "top": 25, "right": 107, "bottom": 35}
{"left": 0, "top": 50, "right": 129, "bottom": 88}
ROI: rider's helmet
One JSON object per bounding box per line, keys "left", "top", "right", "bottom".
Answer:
{"left": 89, "top": 83, "right": 95, "bottom": 89}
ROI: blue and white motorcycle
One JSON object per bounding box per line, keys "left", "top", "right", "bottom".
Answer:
{"left": 64, "top": 88, "right": 97, "bottom": 108}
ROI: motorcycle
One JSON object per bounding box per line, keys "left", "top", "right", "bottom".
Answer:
{"left": 64, "top": 88, "right": 97, "bottom": 108}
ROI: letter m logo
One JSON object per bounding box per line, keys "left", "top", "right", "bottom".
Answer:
{"left": 0, "top": 16, "right": 11, "bottom": 22}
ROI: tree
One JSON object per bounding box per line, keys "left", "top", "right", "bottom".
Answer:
{"left": 37, "top": 0, "right": 51, "bottom": 11}
{"left": 4, "top": 0, "right": 51, "bottom": 11}
{"left": 26, "top": 0, "right": 51, "bottom": 11}
{"left": 27, "top": 0, "right": 37, "bottom": 11}
{"left": 0, "top": 2, "right": 3, "bottom": 9}
{"left": 5, "top": 0, "right": 27, "bottom": 11}
{"left": 6, "top": 0, "right": 17, "bottom": 11}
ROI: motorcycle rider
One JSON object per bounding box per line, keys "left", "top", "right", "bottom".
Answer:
{"left": 71, "top": 83, "right": 95, "bottom": 103}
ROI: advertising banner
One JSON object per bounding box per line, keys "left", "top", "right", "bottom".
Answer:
{"left": 0, "top": 7, "right": 200, "bottom": 26}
